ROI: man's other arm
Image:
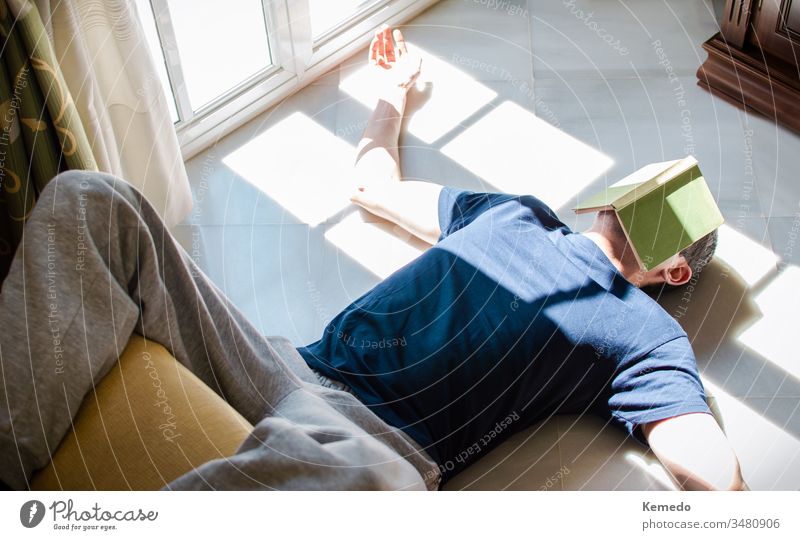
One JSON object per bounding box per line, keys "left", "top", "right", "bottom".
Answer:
{"left": 348, "top": 84, "right": 443, "bottom": 244}
{"left": 641, "top": 412, "right": 748, "bottom": 491}
{"left": 351, "top": 180, "right": 443, "bottom": 245}
{"left": 348, "top": 27, "right": 443, "bottom": 245}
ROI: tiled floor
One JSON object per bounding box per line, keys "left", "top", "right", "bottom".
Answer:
{"left": 176, "top": 0, "right": 800, "bottom": 490}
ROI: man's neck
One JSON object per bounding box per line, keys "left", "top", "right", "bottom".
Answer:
{"left": 581, "top": 211, "right": 647, "bottom": 286}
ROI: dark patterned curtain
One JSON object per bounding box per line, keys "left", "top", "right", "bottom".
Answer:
{"left": 0, "top": 0, "right": 96, "bottom": 283}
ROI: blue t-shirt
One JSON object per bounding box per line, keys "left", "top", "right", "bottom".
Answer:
{"left": 298, "top": 188, "right": 711, "bottom": 482}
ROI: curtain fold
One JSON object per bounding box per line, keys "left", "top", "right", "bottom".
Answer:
{"left": 1, "top": 0, "right": 97, "bottom": 279}
{"left": 1, "top": 0, "right": 193, "bottom": 282}
{"left": 40, "top": 0, "right": 192, "bottom": 227}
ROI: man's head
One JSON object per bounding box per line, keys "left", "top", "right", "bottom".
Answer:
{"left": 634, "top": 229, "right": 719, "bottom": 288}
{"left": 583, "top": 211, "right": 719, "bottom": 289}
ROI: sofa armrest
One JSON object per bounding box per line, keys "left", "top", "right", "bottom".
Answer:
{"left": 31, "top": 335, "right": 253, "bottom": 490}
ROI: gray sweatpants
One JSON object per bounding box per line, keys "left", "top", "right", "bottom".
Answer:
{"left": 0, "top": 171, "right": 440, "bottom": 490}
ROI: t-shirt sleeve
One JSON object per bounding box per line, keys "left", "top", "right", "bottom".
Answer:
{"left": 605, "top": 336, "right": 712, "bottom": 446}
{"left": 437, "top": 187, "right": 566, "bottom": 241}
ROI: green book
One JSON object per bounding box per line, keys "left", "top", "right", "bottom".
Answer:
{"left": 573, "top": 156, "right": 724, "bottom": 271}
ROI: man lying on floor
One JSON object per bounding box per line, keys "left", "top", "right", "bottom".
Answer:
{"left": 0, "top": 26, "right": 746, "bottom": 491}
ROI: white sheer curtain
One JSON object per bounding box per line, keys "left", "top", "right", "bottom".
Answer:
{"left": 34, "top": 0, "right": 192, "bottom": 227}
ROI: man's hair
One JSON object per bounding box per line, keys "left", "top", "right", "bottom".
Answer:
{"left": 679, "top": 229, "right": 719, "bottom": 277}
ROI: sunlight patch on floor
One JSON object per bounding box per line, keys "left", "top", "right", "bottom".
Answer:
{"left": 324, "top": 211, "right": 428, "bottom": 279}
{"left": 737, "top": 265, "right": 800, "bottom": 382}
{"left": 222, "top": 112, "right": 355, "bottom": 226}
{"left": 340, "top": 45, "right": 497, "bottom": 144}
{"left": 702, "top": 379, "right": 800, "bottom": 490}
{"left": 714, "top": 224, "right": 779, "bottom": 287}
{"left": 623, "top": 453, "right": 676, "bottom": 490}
{"left": 440, "top": 101, "right": 614, "bottom": 210}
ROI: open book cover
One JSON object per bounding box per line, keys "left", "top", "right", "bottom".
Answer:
{"left": 573, "top": 156, "right": 724, "bottom": 271}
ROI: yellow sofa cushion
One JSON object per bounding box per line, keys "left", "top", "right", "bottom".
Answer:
{"left": 31, "top": 335, "right": 253, "bottom": 490}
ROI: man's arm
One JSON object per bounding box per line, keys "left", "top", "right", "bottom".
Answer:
{"left": 349, "top": 26, "right": 443, "bottom": 245}
{"left": 352, "top": 180, "right": 443, "bottom": 245}
{"left": 641, "top": 412, "right": 748, "bottom": 491}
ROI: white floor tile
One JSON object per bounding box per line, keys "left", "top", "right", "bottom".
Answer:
{"left": 396, "top": 0, "right": 532, "bottom": 83}
{"left": 768, "top": 217, "right": 800, "bottom": 268}
{"left": 174, "top": 224, "right": 326, "bottom": 346}
{"left": 529, "top": 0, "right": 721, "bottom": 78}
{"left": 556, "top": 415, "right": 676, "bottom": 490}
{"left": 443, "top": 418, "right": 563, "bottom": 490}
{"left": 744, "top": 397, "right": 800, "bottom": 442}
{"left": 744, "top": 114, "right": 800, "bottom": 218}
{"left": 183, "top": 85, "right": 344, "bottom": 226}
{"left": 705, "top": 381, "right": 800, "bottom": 490}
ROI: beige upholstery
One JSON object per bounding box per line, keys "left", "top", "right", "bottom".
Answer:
{"left": 32, "top": 335, "right": 253, "bottom": 490}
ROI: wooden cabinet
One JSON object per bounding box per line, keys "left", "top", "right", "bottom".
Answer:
{"left": 751, "top": 0, "right": 800, "bottom": 63}
{"left": 697, "top": 0, "right": 800, "bottom": 132}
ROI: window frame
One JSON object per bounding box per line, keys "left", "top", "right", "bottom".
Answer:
{"left": 143, "top": 0, "right": 438, "bottom": 160}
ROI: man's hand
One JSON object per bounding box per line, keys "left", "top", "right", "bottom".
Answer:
{"left": 368, "top": 25, "right": 422, "bottom": 97}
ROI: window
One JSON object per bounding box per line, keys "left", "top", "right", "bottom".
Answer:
{"left": 309, "top": 0, "right": 381, "bottom": 40}
{"left": 134, "top": 0, "right": 438, "bottom": 158}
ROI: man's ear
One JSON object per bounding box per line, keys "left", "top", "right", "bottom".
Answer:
{"left": 662, "top": 258, "right": 692, "bottom": 286}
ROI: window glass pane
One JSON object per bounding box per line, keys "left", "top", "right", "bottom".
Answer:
{"left": 134, "top": 0, "right": 179, "bottom": 123}
{"left": 309, "top": 0, "right": 380, "bottom": 39}
{"left": 166, "top": 0, "right": 272, "bottom": 111}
